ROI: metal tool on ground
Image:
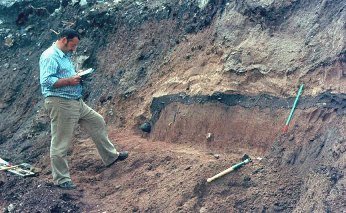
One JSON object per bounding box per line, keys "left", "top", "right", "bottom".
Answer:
{"left": 0, "top": 165, "right": 19, "bottom": 171}
{"left": 0, "top": 157, "right": 40, "bottom": 177}
{"left": 282, "top": 84, "right": 304, "bottom": 133}
{"left": 207, "top": 155, "right": 252, "bottom": 183}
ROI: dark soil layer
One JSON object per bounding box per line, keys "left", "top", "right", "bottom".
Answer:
{"left": 150, "top": 92, "right": 346, "bottom": 154}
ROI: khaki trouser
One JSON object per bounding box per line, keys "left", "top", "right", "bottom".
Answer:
{"left": 44, "top": 97, "right": 119, "bottom": 184}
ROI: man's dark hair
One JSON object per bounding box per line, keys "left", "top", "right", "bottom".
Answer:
{"left": 58, "top": 29, "right": 80, "bottom": 40}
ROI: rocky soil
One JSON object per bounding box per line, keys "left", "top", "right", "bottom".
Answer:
{"left": 0, "top": 0, "right": 345, "bottom": 212}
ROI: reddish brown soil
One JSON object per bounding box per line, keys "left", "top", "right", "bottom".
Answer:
{"left": 0, "top": 128, "right": 264, "bottom": 212}
{"left": 1, "top": 97, "right": 344, "bottom": 212}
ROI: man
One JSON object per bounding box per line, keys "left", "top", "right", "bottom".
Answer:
{"left": 39, "top": 29, "right": 128, "bottom": 189}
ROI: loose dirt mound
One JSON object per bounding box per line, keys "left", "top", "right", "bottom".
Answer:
{"left": 1, "top": 93, "right": 345, "bottom": 212}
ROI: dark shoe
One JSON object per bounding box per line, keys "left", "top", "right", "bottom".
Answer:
{"left": 58, "top": 181, "right": 76, "bottom": 189}
{"left": 117, "top": 151, "right": 129, "bottom": 161}
{"left": 107, "top": 151, "right": 129, "bottom": 167}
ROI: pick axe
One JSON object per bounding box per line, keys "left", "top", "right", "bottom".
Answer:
{"left": 207, "top": 154, "right": 252, "bottom": 183}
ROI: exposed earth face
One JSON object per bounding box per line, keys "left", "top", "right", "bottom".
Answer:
{"left": 0, "top": 0, "right": 345, "bottom": 212}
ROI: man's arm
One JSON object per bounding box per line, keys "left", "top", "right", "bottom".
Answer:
{"left": 53, "top": 75, "right": 81, "bottom": 88}
{"left": 40, "top": 57, "right": 59, "bottom": 89}
{"left": 40, "top": 57, "right": 81, "bottom": 88}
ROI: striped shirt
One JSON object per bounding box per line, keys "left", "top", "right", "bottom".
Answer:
{"left": 39, "top": 43, "right": 82, "bottom": 99}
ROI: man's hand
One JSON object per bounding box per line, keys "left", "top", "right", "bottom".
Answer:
{"left": 69, "top": 75, "right": 81, "bottom": 85}
{"left": 53, "top": 75, "right": 81, "bottom": 88}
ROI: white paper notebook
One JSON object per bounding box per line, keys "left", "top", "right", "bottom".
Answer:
{"left": 78, "top": 68, "right": 94, "bottom": 76}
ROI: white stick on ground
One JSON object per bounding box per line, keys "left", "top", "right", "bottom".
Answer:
{"left": 207, "top": 158, "right": 251, "bottom": 183}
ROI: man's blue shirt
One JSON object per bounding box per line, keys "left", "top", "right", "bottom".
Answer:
{"left": 39, "top": 43, "right": 82, "bottom": 99}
